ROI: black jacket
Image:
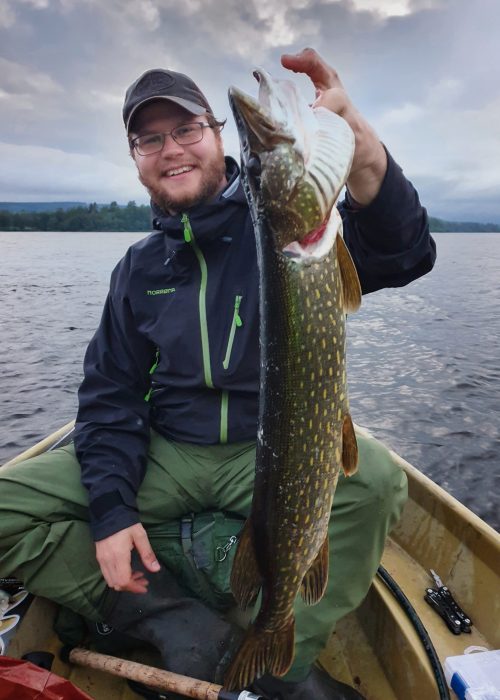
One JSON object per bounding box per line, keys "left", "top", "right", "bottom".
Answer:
{"left": 75, "top": 152, "right": 436, "bottom": 540}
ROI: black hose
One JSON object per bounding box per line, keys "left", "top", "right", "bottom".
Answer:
{"left": 377, "top": 565, "right": 450, "bottom": 700}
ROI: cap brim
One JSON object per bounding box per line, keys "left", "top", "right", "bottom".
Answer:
{"left": 126, "top": 96, "right": 208, "bottom": 133}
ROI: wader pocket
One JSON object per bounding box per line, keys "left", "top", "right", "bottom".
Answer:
{"left": 148, "top": 511, "right": 245, "bottom": 611}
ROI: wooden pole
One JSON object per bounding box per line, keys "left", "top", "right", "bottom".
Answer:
{"left": 68, "top": 647, "right": 226, "bottom": 699}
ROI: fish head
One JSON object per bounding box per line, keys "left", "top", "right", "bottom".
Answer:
{"left": 229, "top": 68, "right": 355, "bottom": 257}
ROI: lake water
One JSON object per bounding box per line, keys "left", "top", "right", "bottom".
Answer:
{"left": 1, "top": 231, "right": 499, "bottom": 531}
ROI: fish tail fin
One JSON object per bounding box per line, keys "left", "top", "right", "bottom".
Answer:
{"left": 223, "top": 617, "right": 295, "bottom": 691}
{"left": 342, "top": 412, "right": 359, "bottom": 476}
{"left": 230, "top": 518, "right": 262, "bottom": 608}
{"left": 337, "top": 233, "right": 362, "bottom": 313}
{"left": 301, "top": 535, "right": 329, "bottom": 605}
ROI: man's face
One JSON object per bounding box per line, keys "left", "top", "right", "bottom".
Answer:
{"left": 129, "top": 101, "right": 227, "bottom": 213}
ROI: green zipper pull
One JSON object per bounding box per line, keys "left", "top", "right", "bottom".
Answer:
{"left": 181, "top": 213, "right": 192, "bottom": 242}
{"left": 222, "top": 295, "right": 243, "bottom": 371}
{"left": 144, "top": 348, "right": 160, "bottom": 402}
{"left": 235, "top": 295, "right": 243, "bottom": 327}
{"left": 149, "top": 348, "right": 160, "bottom": 375}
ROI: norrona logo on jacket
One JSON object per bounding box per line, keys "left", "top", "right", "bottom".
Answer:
{"left": 146, "top": 288, "right": 176, "bottom": 295}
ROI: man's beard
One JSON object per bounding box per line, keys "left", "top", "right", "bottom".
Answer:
{"left": 139, "top": 142, "right": 227, "bottom": 214}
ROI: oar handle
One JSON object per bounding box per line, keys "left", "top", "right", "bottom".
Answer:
{"left": 68, "top": 647, "right": 262, "bottom": 700}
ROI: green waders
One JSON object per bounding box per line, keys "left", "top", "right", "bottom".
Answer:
{"left": 0, "top": 429, "right": 407, "bottom": 681}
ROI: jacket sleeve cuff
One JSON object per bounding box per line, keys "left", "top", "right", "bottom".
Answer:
{"left": 88, "top": 488, "right": 141, "bottom": 541}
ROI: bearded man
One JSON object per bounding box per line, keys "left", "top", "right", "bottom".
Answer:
{"left": 0, "top": 48, "right": 435, "bottom": 700}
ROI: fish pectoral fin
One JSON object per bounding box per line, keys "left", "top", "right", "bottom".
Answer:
{"left": 342, "top": 413, "right": 359, "bottom": 476}
{"left": 230, "top": 519, "right": 262, "bottom": 609}
{"left": 300, "top": 535, "right": 329, "bottom": 605}
{"left": 223, "top": 618, "right": 295, "bottom": 691}
{"left": 337, "top": 234, "right": 362, "bottom": 313}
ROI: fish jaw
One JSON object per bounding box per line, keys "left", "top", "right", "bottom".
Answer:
{"left": 251, "top": 67, "right": 318, "bottom": 158}
{"left": 229, "top": 71, "right": 355, "bottom": 253}
{"left": 228, "top": 84, "right": 294, "bottom": 154}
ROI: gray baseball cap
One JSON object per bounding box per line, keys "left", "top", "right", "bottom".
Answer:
{"left": 123, "top": 69, "right": 213, "bottom": 133}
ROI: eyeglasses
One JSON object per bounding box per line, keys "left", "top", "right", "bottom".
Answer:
{"left": 130, "top": 122, "right": 214, "bottom": 156}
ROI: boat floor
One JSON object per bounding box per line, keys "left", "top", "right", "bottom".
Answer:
{"left": 320, "top": 537, "right": 491, "bottom": 699}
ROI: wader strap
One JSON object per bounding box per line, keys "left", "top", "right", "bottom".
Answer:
{"left": 180, "top": 515, "right": 198, "bottom": 573}
{"left": 181, "top": 514, "right": 218, "bottom": 570}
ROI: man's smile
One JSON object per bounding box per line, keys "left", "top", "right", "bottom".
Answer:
{"left": 164, "top": 165, "right": 195, "bottom": 178}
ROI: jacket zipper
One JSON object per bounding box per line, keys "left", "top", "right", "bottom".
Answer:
{"left": 220, "top": 390, "right": 229, "bottom": 444}
{"left": 181, "top": 213, "right": 214, "bottom": 390}
{"left": 144, "top": 348, "right": 160, "bottom": 402}
{"left": 222, "top": 295, "right": 243, "bottom": 370}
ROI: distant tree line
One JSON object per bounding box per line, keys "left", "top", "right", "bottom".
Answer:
{"left": 1, "top": 202, "right": 499, "bottom": 232}
{"left": 428, "top": 216, "right": 500, "bottom": 233}
{"left": 0, "top": 201, "right": 152, "bottom": 232}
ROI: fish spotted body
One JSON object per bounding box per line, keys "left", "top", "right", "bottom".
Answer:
{"left": 224, "top": 69, "right": 362, "bottom": 691}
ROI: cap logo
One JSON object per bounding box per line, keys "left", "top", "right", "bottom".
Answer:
{"left": 147, "top": 71, "right": 175, "bottom": 94}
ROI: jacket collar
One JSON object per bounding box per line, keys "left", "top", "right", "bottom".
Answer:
{"left": 151, "top": 157, "right": 246, "bottom": 249}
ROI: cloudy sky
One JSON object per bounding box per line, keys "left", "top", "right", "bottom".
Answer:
{"left": 1, "top": 0, "right": 499, "bottom": 222}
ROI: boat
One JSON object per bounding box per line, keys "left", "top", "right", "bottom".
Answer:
{"left": 1, "top": 422, "right": 499, "bottom": 699}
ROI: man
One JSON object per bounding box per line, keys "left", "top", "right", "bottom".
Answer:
{"left": 0, "top": 49, "right": 435, "bottom": 699}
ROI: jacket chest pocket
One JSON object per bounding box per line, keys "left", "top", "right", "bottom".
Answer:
{"left": 222, "top": 293, "right": 243, "bottom": 370}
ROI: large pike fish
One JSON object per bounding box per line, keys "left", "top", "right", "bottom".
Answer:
{"left": 223, "top": 69, "right": 363, "bottom": 692}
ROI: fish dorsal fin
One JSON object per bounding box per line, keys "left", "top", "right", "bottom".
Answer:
{"left": 230, "top": 518, "right": 262, "bottom": 609}
{"left": 300, "top": 535, "right": 329, "bottom": 605}
{"left": 342, "top": 413, "right": 359, "bottom": 476}
{"left": 337, "top": 234, "right": 362, "bottom": 313}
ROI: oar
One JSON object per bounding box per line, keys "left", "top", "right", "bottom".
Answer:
{"left": 67, "top": 647, "right": 262, "bottom": 700}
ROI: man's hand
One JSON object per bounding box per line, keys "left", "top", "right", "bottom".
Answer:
{"left": 281, "top": 47, "right": 387, "bottom": 206}
{"left": 95, "top": 523, "right": 160, "bottom": 593}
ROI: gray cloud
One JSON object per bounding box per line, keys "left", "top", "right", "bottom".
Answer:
{"left": 0, "top": 0, "right": 499, "bottom": 221}
{"left": 0, "top": 57, "right": 63, "bottom": 97}
{"left": 0, "top": 141, "right": 139, "bottom": 202}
